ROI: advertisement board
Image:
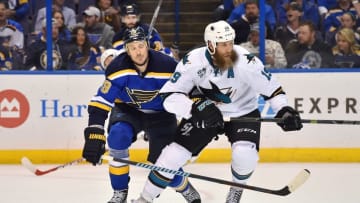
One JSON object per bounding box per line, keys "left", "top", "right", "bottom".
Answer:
{"left": 1, "top": 71, "right": 359, "bottom": 163}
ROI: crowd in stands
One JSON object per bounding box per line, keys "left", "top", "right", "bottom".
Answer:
{"left": 0, "top": 0, "right": 359, "bottom": 70}
{"left": 216, "top": 0, "right": 360, "bottom": 68}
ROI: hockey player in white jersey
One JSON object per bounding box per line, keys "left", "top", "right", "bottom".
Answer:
{"left": 132, "top": 20, "right": 303, "bottom": 203}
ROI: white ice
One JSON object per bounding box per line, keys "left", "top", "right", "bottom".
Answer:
{"left": 1, "top": 162, "right": 360, "bottom": 203}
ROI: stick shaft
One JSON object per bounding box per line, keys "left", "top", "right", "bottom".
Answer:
{"left": 102, "top": 155, "right": 309, "bottom": 196}
{"left": 21, "top": 156, "right": 85, "bottom": 176}
{"left": 147, "top": 0, "right": 163, "bottom": 39}
{"left": 225, "top": 117, "right": 360, "bottom": 125}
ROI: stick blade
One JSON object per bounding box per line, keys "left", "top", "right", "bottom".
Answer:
{"left": 273, "top": 169, "right": 310, "bottom": 196}
{"left": 287, "top": 169, "right": 311, "bottom": 193}
{"left": 21, "top": 156, "right": 37, "bottom": 174}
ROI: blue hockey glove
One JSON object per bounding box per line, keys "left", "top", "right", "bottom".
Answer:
{"left": 275, "top": 106, "right": 303, "bottom": 131}
{"left": 82, "top": 126, "right": 106, "bottom": 165}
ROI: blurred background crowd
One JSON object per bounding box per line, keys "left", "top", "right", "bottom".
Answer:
{"left": 0, "top": 0, "right": 359, "bottom": 71}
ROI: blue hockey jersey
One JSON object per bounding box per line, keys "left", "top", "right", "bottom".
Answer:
{"left": 87, "top": 49, "right": 177, "bottom": 126}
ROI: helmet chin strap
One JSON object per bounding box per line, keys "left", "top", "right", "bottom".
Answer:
{"left": 207, "top": 41, "right": 216, "bottom": 55}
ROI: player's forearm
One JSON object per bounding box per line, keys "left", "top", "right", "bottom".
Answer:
{"left": 163, "top": 93, "right": 193, "bottom": 119}
{"left": 268, "top": 94, "right": 288, "bottom": 114}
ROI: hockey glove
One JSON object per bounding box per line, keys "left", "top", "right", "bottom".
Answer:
{"left": 275, "top": 106, "right": 303, "bottom": 131}
{"left": 190, "top": 98, "right": 224, "bottom": 129}
{"left": 82, "top": 126, "right": 106, "bottom": 165}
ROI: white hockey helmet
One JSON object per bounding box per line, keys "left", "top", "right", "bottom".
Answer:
{"left": 204, "top": 20, "right": 235, "bottom": 54}
{"left": 100, "top": 49, "right": 122, "bottom": 70}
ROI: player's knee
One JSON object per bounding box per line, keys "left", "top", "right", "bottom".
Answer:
{"left": 155, "top": 143, "right": 192, "bottom": 178}
{"left": 231, "top": 141, "right": 259, "bottom": 179}
{"left": 108, "top": 122, "right": 134, "bottom": 150}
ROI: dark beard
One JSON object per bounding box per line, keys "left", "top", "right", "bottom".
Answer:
{"left": 212, "top": 50, "right": 238, "bottom": 70}
{"left": 247, "top": 15, "right": 258, "bottom": 23}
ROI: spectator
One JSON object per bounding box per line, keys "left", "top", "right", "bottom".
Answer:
{"left": 96, "top": 0, "right": 121, "bottom": 32}
{"left": 37, "top": 10, "right": 72, "bottom": 43}
{"left": 77, "top": 6, "right": 115, "bottom": 49}
{"left": 318, "top": 0, "right": 341, "bottom": 17}
{"left": 230, "top": 0, "right": 274, "bottom": 44}
{"left": 112, "top": 2, "right": 164, "bottom": 52}
{"left": 53, "top": 10, "right": 72, "bottom": 42}
{"left": 213, "top": 0, "right": 243, "bottom": 21}
{"left": 25, "top": 18, "right": 72, "bottom": 70}
{"left": 227, "top": 0, "right": 276, "bottom": 31}
{"left": 332, "top": 28, "right": 360, "bottom": 68}
{"left": 240, "top": 23, "right": 287, "bottom": 68}
{"left": 0, "top": 1, "right": 23, "bottom": 49}
{"left": 68, "top": 26, "right": 102, "bottom": 71}
{"left": 325, "top": 12, "right": 360, "bottom": 46}
{"left": 34, "top": 0, "right": 76, "bottom": 33}
{"left": 4, "top": 0, "right": 30, "bottom": 22}
{"left": 323, "top": 0, "right": 358, "bottom": 34}
{"left": 274, "top": 2, "right": 303, "bottom": 49}
{"left": 285, "top": 21, "right": 334, "bottom": 68}
{"left": 277, "top": 0, "right": 320, "bottom": 29}
{"left": 0, "top": 44, "right": 13, "bottom": 70}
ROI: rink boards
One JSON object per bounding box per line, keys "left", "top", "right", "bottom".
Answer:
{"left": 1, "top": 70, "right": 360, "bottom": 163}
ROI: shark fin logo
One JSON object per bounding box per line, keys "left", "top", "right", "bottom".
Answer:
{"left": 199, "top": 81, "right": 232, "bottom": 103}
{"left": 0, "top": 90, "right": 30, "bottom": 128}
{"left": 245, "top": 53, "right": 256, "bottom": 64}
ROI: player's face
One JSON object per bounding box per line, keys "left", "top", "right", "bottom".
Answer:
{"left": 213, "top": 41, "right": 237, "bottom": 69}
{"left": 126, "top": 41, "right": 149, "bottom": 66}
{"left": 122, "top": 15, "right": 138, "bottom": 28}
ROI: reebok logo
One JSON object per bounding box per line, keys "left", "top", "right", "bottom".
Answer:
{"left": 0, "top": 89, "right": 30, "bottom": 128}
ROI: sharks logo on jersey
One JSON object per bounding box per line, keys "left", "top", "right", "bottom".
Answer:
{"left": 125, "top": 87, "right": 159, "bottom": 107}
{"left": 199, "top": 81, "right": 232, "bottom": 103}
{"left": 245, "top": 53, "right": 256, "bottom": 64}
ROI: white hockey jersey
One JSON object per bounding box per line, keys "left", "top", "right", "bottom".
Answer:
{"left": 160, "top": 45, "right": 288, "bottom": 119}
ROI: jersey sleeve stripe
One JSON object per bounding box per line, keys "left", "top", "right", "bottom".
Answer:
{"left": 145, "top": 72, "right": 173, "bottom": 79}
{"left": 108, "top": 69, "right": 138, "bottom": 80}
{"left": 88, "top": 101, "right": 112, "bottom": 111}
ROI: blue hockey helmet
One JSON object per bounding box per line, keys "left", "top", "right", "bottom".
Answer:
{"left": 123, "top": 26, "right": 148, "bottom": 47}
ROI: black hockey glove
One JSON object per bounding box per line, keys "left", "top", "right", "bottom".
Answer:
{"left": 82, "top": 126, "right": 106, "bottom": 165}
{"left": 190, "top": 98, "right": 224, "bottom": 129}
{"left": 275, "top": 106, "right": 303, "bottom": 131}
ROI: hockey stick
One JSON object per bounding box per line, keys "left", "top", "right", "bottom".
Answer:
{"left": 102, "top": 155, "right": 310, "bottom": 196}
{"left": 21, "top": 156, "right": 85, "bottom": 176}
{"left": 147, "top": 0, "right": 163, "bottom": 40}
{"left": 224, "top": 117, "right": 360, "bottom": 125}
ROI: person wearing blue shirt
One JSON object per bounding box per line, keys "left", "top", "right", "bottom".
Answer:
{"left": 277, "top": 0, "right": 320, "bottom": 28}
{"left": 324, "top": 0, "right": 358, "bottom": 33}
{"left": 227, "top": 0, "right": 276, "bottom": 31}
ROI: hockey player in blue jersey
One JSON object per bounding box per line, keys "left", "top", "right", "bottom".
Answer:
{"left": 81, "top": 26, "right": 201, "bottom": 203}
{"left": 132, "top": 20, "right": 303, "bottom": 203}
{"left": 112, "top": 3, "right": 163, "bottom": 52}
